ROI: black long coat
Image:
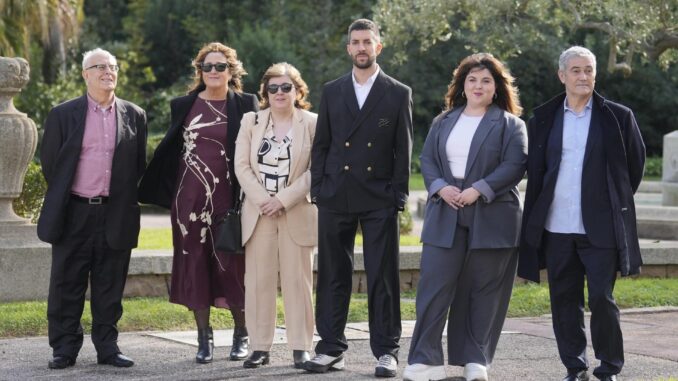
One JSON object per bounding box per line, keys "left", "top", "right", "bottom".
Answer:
{"left": 138, "top": 89, "right": 258, "bottom": 208}
{"left": 518, "top": 91, "right": 646, "bottom": 282}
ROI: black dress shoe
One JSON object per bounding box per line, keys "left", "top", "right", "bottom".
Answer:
{"left": 293, "top": 350, "right": 310, "bottom": 369}
{"left": 48, "top": 355, "right": 75, "bottom": 369}
{"left": 229, "top": 335, "right": 249, "bottom": 360}
{"left": 97, "top": 353, "right": 134, "bottom": 368}
{"left": 598, "top": 375, "right": 617, "bottom": 381}
{"left": 563, "top": 370, "right": 589, "bottom": 381}
{"left": 243, "top": 351, "right": 270, "bottom": 368}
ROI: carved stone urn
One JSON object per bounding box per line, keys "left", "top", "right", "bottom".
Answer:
{"left": 0, "top": 57, "right": 38, "bottom": 224}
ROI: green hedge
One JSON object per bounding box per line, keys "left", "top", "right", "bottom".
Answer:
{"left": 12, "top": 161, "right": 47, "bottom": 223}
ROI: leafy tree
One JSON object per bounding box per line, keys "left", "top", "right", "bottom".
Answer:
{"left": 373, "top": 0, "right": 678, "bottom": 75}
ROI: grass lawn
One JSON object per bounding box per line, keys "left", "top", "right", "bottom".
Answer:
{"left": 138, "top": 228, "right": 421, "bottom": 250}
{"left": 1, "top": 278, "right": 676, "bottom": 338}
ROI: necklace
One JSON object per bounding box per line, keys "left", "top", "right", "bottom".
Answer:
{"left": 205, "top": 99, "right": 227, "bottom": 122}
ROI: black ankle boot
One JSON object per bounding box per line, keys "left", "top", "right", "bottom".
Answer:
{"left": 195, "top": 327, "right": 214, "bottom": 364}
{"left": 243, "top": 351, "right": 269, "bottom": 368}
{"left": 229, "top": 334, "right": 249, "bottom": 360}
{"left": 293, "top": 350, "right": 310, "bottom": 368}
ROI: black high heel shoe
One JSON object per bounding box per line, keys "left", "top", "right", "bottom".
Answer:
{"left": 293, "top": 350, "right": 310, "bottom": 369}
{"left": 243, "top": 351, "right": 269, "bottom": 368}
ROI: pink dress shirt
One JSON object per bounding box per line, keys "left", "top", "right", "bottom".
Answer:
{"left": 70, "top": 94, "right": 117, "bottom": 197}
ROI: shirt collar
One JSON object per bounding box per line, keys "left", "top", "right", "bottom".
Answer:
{"left": 352, "top": 65, "right": 380, "bottom": 88}
{"left": 563, "top": 96, "right": 592, "bottom": 115}
{"left": 87, "top": 93, "right": 116, "bottom": 113}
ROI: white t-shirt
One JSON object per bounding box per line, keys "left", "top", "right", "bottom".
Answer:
{"left": 445, "top": 113, "right": 483, "bottom": 178}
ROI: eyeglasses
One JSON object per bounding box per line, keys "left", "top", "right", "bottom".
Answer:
{"left": 267, "top": 83, "right": 294, "bottom": 94}
{"left": 85, "top": 64, "right": 119, "bottom": 72}
{"left": 199, "top": 62, "right": 229, "bottom": 72}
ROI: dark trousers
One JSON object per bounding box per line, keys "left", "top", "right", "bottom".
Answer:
{"left": 408, "top": 204, "right": 516, "bottom": 367}
{"left": 47, "top": 201, "right": 132, "bottom": 361}
{"left": 543, "top": 231, "right": 624, "bottom": 378}
{"left": 314, "top": 206, "right": 401, "bottom": 359}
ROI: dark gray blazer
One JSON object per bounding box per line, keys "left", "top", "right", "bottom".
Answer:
{"left": 420, "top": 104, "right": 527, "bottom": 249}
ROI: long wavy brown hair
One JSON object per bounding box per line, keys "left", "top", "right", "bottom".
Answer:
{"left": 258, "top": 62, "right": 311, "bottom": 110}
{"left": 444, "top": 53, "right": 522, "bottom": 116}
{"left": 188, "top": 42, "right": 247, "bottom": 94}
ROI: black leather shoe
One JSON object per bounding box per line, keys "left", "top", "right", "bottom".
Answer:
{"left": 563, "top": 370, "right": 589, "bottom": 381}
{"left": 598, "top": 376, "right": 617, "bottom": 381}
{"left": 48, "top": 355, "right": 75, "bottom": 369}
{"left": 229, "top": 335, "right": 249, "bottom": 360}
{"left": 195, "top": 327, "right": 214, "bottom": 364}
{"left": 97, "top": 353, "right": 134, "bottom": 368}
{"left": 293, "top": 350, "right": 310, "bottom": 369}
{"left": 243, "top": 351, "right": 270, "bottom": 368}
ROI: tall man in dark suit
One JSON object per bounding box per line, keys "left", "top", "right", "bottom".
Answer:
{"left": 305, "top": 19, "right": 413, "bottom": 378}
{"left": 519, "top": 46, "right": 645, "bottom": 381}
{"left": 38, "top": 48, "right": 147, "bottom": 370}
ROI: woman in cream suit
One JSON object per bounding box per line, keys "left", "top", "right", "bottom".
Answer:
{"left": 234, "top": 62, "right": 317, "bottom": 369}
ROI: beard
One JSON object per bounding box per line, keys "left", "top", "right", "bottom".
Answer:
{"left": 352, "top": 53, "right": 376, "bottom": 69}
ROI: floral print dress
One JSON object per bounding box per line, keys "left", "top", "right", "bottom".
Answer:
{"left": 169, "top": 97, "right": 245, "bottom": 311}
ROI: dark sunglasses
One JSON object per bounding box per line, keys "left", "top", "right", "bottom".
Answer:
{"left": 267, "top": 83, "right": 294, "bottom": 94}
{"left": 199, "top": 62, "right": 229, "bottom": 72}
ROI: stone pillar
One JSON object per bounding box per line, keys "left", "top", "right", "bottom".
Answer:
{"left": 0, "top": 57, "right": 50, "bottom": 302}
{"left": 663, "top": 131, "right": 678, "bottom": 206}
{"left": 0, "top": 57, "right": 37, "bottom": 223}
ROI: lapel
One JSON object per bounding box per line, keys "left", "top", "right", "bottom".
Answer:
{"left": 346, "top": 71, "right": 387, "bottom": 138}
{"left": 249, "top": 108, "right": 270, "bottom": 180}
{"left": 115, "top": 99, "right": 129, "bottom": 146}
{"left": 583, "top": 100, "right": 600, "bottom": 167}
{"left": 464, "top": 104, "right": 502, "bottom": 177}
{"left": 436, "top": 108, "right": 462, "bottom": 181}
{"left": 288, "top": 108, "right": 307, "bottom": 179}
{"left": 546, "top": 105, "right": 564, "bottom": 173}
{"left": 340, "top": 74, "right": 359, "bottom": 120}
{"left": 70, "top": 95, "right": 88, "bottom": 147}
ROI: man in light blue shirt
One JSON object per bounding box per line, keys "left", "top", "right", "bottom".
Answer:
{"left": 519, "top": 46, "right": 646, "bottom": 381}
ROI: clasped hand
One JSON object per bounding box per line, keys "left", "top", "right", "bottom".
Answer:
{"left": 437, "top": 185, "right": 480, "bottom": 210}
{"left": 258, "top": 196, "right": 284, "bottom": 217}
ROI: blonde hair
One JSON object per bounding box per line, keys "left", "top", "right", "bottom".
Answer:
{"left": 258, "top": 62, "right": 311, "bottom": 110}
{"left": 188, "top": 42, "right": 247, "bottom": 93}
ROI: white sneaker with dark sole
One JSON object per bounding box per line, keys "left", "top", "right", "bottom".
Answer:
{"left": 375, "top": 354, "right": 398, "bottom": 378}
{"left": 403, "top": 363, "right": 447, "bottom": 381}
{"left": 302, "top": 354, "right": 345, "bottom": 373}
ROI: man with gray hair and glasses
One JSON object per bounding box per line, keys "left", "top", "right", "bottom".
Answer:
{"left": 38, "top": 47, "right": 147, "bottom": 369}
{"left": 519, "top": 46, "right": 645, "bottom": 381}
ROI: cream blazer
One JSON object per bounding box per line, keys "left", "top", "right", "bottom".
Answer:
{"left": 234, "top": 108, "right": 318, "bottom": 246}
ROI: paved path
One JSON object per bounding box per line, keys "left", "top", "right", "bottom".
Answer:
{"left": 2, "top": 308, "right": 677, "bottom": 380}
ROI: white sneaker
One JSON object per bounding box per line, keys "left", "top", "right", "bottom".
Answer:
{"left": 464, "top": 363, "right": 488, "bottom": 381}
{"left": 403, "top": 363, "right": 447, "bottom": 381}
{"left": 375, "top": 354, "right": 398, "bottom": 377}
{"left": 302, "top": 353, "right": 345, "bottom": 373}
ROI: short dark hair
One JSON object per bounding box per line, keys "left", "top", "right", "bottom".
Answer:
{"left": 347, "top": 18, "right": 380, "bottom": 42}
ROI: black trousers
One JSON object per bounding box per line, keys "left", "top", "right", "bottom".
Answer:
{"left": 543, "top": 231, "right": 624, "bottom": 378}
{"left": 314, "top": 206, "right": 401, "bottom": 359}
{"left": 47, "top": 200, "right": 131, "bottom": 361}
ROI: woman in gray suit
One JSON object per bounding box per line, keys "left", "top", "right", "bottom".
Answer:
{"left": 403, "top": 53, "right": 527, "bottom": 381}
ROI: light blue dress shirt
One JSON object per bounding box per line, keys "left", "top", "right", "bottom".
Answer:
{"left": 545, "top": 97, "right": 593, "bottom": 234}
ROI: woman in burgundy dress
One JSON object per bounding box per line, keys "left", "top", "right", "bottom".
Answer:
{"left": 139, "top": 42, "right": 258, "bottom": 364}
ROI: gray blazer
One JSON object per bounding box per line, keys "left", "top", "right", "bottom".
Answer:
{"left": 420, "top": 104, "right": 527, "bottom": 249}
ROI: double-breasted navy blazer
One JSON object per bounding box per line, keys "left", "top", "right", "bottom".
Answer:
{"left": 419, "top": 104, "right": 527, "bottom": 250}
{"left": 310, "top": 70, "right": 413, "bottom": 212}
{"left": 138, "top": 88, "right": 258, "bottom": 209}
{"left": 37, "top": 95, "right": 148, "bottom": 250}
{"left": 518, "top": 91, "right": 646, "bottom": 282}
